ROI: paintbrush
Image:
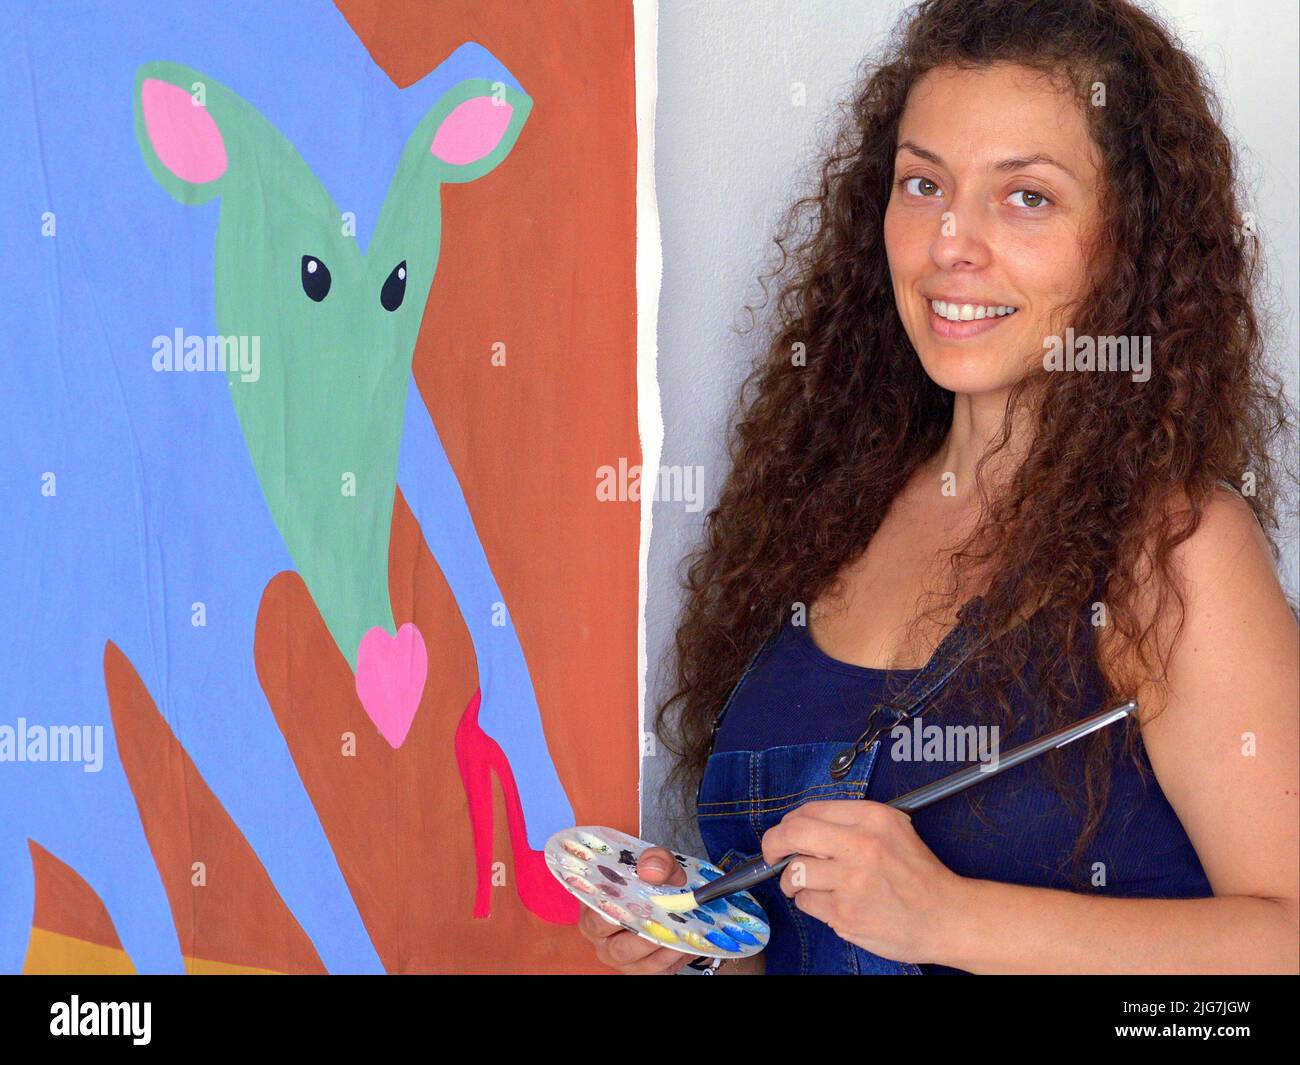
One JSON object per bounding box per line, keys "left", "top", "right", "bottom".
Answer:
{"left": 653, "top": 699, "right": 1137, "bottom": 913}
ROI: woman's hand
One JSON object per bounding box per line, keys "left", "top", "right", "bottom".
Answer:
{"left": 577, "top": 847, "right": 698, "bottom": 974}
{"left": 763, "top": 799, "right": 966, "bottom": 964}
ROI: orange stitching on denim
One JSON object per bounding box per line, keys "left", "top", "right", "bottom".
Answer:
{"left": 698, "top": 786, "right": 868, "bottom": 819}
{"left": 698, "top": 778, "right": 868, "bottom": 807}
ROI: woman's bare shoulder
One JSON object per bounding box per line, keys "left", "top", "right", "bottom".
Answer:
{"left": 1098, "top": 482, "right": 1296, "bottom": 720}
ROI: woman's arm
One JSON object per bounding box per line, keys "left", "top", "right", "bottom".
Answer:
{"left": 934, "top": 489, "right": 1299, "bottom": 974}
{"left": 936, "top": 884, "right": 1295, "bottom": 974}
{"left": 768, "top": 488, "right": 1298, "bottom": 974}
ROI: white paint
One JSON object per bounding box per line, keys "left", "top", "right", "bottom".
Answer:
{"left": 635, "top": 0, "right": 663, "bottom": 833}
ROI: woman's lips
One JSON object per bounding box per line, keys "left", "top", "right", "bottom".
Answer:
{"left": 927, "top": 303, "right": 1016, "bottom": 339}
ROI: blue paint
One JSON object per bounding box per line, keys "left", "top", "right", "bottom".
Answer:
{"left": 727, "top": 893, "right": 767, "bottom": 921}
{"left": 722, "top": 923, "right": 760, "bottom": 947}
{"left": 704, "top": 930, "right": 742, "bottom": 953}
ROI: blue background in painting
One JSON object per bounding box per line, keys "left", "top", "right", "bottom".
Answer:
{"left": 0, "top": 0, "right": 527, "bottom": 974}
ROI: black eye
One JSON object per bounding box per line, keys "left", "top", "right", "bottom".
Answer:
{"left": 301, "top": 255, "right": 331, "bottom": 302}
{"left": 381, "top": 260, "right": 407, "bottom": 312}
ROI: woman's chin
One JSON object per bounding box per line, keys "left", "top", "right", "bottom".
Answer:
{"left": 915, "top": 353, "right": 1029, "bottom": 397}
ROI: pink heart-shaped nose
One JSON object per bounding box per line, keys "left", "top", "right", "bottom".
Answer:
{"left": 355, "top": 623, "right": 428, "bottom": 748}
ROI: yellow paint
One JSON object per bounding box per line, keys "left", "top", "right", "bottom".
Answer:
{"left": 20, "top": 927, "right": 284, "bottom": 975}
{"left": 22, "top": 928, "right": 136, "bottom": 974}
{"left": 640, "top": 920, "right": 680, "bottom": 945}
{"left": 185, "top": 956, "right": 283, "bottom": 975}
{"left": 650, "top": 891, "right": 696, "bottom": 912}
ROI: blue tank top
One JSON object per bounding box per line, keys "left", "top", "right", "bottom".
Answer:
{"left": 711, "top": 611, "right": 1214, "bottom": 974}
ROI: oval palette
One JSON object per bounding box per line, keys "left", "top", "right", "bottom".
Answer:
{"left": 544, "top": 825, "right": 769, "bottom": 960}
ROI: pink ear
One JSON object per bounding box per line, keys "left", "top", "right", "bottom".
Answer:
{"left": 141, "top": 78, "right": 228, "bottom": 184}
{"left": 429, "top": 97, "right": 514, "bottom": 166}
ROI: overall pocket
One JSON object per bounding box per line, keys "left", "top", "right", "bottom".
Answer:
{"left": 698, "top": 741, "right": 920, "bottom": 973}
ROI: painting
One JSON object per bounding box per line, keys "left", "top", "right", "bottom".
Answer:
{"left": 0, "top": 0, "right": 647, "bottom": 974}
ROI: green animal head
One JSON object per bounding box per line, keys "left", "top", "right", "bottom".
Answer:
{"left": 134, "top": 60, "right": 531, "bottom": 666}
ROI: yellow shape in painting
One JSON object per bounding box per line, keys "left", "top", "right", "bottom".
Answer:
{"left": 22, "top": 928, "right": 136, "bottom": 974}
{"left": 21, "top": 928, "right": 283, "bottom": 975}
{"left": 185, "top": 956, "right": 283, "bottom": 975}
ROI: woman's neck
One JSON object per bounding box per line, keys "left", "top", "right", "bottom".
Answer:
{"left": 925, "top": 388, "right": 1034, "bottom": 501}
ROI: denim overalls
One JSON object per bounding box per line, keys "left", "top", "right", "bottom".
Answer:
{"left": 695, "top": 601, "right": 989, "bottom": 975}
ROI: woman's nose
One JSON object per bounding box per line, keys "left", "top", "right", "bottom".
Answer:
{"left": 928, "top": 197, "right": 994, "bottom": 272}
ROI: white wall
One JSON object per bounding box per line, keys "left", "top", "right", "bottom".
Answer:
{"left": 643, "top": 0, "right": 1300, "bottom": 849}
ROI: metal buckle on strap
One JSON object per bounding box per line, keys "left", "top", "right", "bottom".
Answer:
{"left": 828, "top": 599, "right": 989, "bottom": 780}
{"left": 829, "top": 703, "right": 891, "bottom": 779}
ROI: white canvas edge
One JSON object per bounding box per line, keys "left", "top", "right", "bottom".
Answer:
{"left": 634, "top": 0, "right": 662, "bottom": 832}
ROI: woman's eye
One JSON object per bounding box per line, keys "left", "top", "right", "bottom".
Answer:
{"left": 899, "top": 176, "right": 941, "bottom": 197}
{"left": 1007, "top": 188, "right": 1051, "bottom": 209}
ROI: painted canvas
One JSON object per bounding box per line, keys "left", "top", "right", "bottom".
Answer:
{"left": 0, "top": 0, "right": 646, "bottom": 974}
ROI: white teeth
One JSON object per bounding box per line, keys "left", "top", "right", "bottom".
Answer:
{"left": 930, "top": 299, "right": 1017, "bottom": 321}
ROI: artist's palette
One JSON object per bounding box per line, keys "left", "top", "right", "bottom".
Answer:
{"left": 545, "top": 825, "right": 769, "bottom": 959}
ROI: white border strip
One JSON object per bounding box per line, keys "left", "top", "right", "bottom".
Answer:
{"left": 633, "top": 0, "right": 662, "bottom": 835}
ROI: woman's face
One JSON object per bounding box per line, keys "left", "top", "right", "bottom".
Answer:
{"left": 884, "top": 63, "right": 1105, "bottom": 398}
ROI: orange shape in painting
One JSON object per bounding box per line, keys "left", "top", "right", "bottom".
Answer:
{"left": 21, "top": 840, "right": 136, "bottom": 974}
{"left": 104, "top": 641, "right": 327, "bottom": 974}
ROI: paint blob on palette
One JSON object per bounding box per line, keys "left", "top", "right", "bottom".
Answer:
{"left": 544, "top": 826, "right": 769, "bottom": 959}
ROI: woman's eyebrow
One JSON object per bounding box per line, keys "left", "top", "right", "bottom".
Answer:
{"left": 896, "top": 140, "right": 1078, "bottom": 180}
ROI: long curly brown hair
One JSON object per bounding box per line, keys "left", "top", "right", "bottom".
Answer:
{"left": 654, "top": 0, "right": 1296, "bottom": 870}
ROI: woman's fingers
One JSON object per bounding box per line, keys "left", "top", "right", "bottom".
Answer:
{"left": 761, "top": 816, "right": 852, "bottom": 865}
{"left": 578, "top": 905, "right": 623, "bottom": 942}
{"left": 779, "top": 853, "right": 836, "bottom": 895}
{"left": 635, "top": 846, "right": 689, "bottom": 886}
{"left": 763, "top": 801, "right": 905, "bottom": 864}
{"left": 578, "top": 885, "right": 696, "bottom": 973}
{"left": 577, "top": 846, "right": 696, "bottom": 973}
{"left": 592, "top": 925, "right": 683, "bottom": 972}
{"left": 616, "top": 945, "right": 696, "bottom": 975}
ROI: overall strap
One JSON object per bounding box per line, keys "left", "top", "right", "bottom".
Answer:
{"left": 708, "top": 626, "right": 783, "bottom": 741}
{"left": 827, "top": 596, "right": 991, "bottom": 779}
{"left": 882, "top": 596, "right": 989, "bottom": 716}
{"left": 695, "top": 624, "right": 784, "bottom": 812}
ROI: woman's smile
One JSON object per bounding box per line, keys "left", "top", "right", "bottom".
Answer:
{"left": 925, "top": 296, "right": 1021, "bottom": 341}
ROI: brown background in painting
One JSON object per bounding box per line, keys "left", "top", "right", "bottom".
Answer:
{"left": 77, "top": 2, "right": 637, "bottom": 975}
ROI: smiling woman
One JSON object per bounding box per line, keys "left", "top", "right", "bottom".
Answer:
{"left": 581, "top": 0, "right": 1300, "bottom": 976}
{"left": 887, "top": 62, "right": 1108, "bottom": 401}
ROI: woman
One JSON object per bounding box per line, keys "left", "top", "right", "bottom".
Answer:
{"left": 582, "top": 0, "right": 1299, "bottom": 973}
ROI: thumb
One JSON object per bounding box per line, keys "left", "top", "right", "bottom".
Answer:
{"left": 637, "top": 847, "right": 688, "bottom": 887}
